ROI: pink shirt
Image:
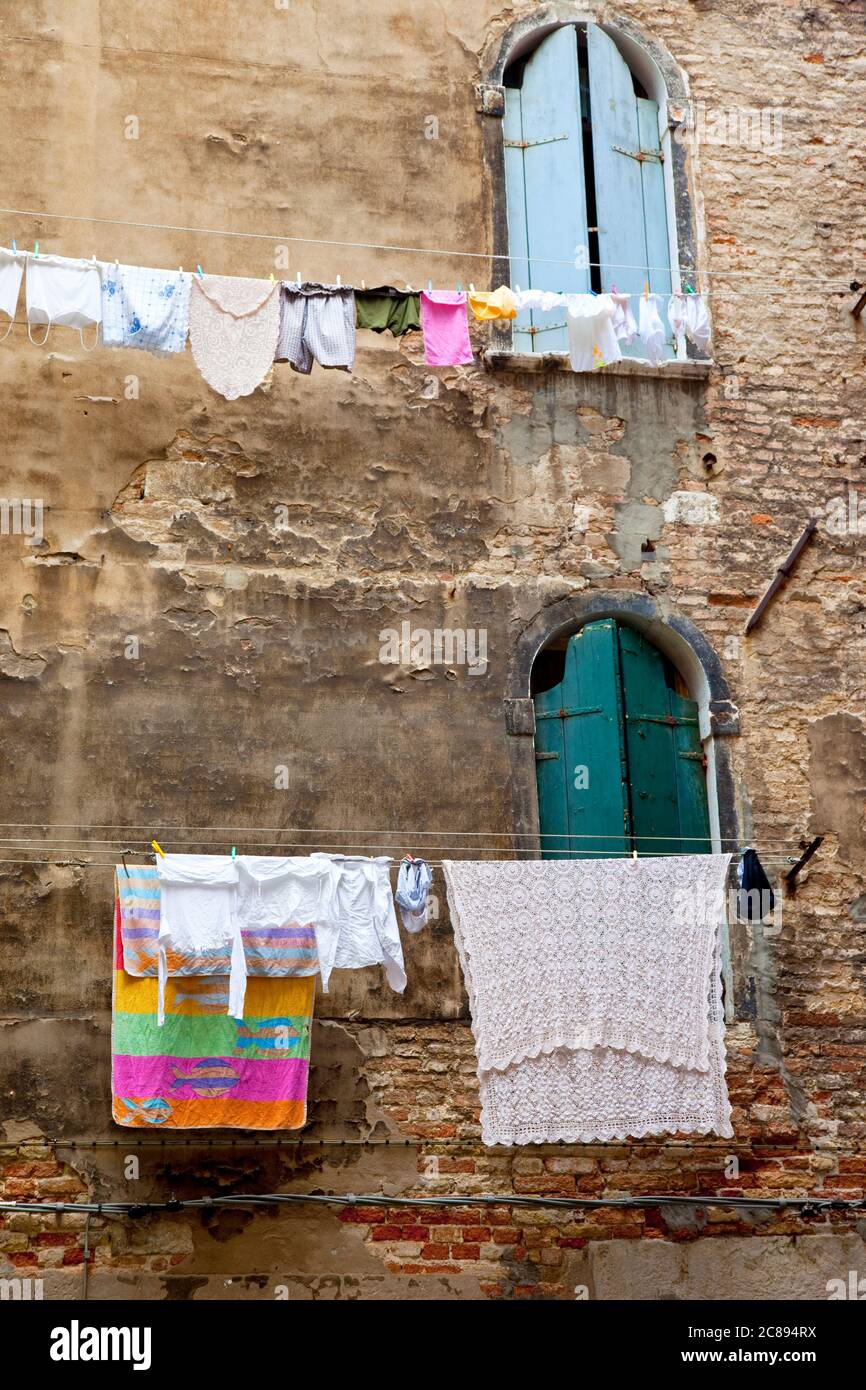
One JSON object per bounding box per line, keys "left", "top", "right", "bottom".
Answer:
{"left": 420, "top": 290, "right": 473, "bottom": 366}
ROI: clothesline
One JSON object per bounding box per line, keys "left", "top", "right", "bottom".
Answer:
{"left": 0, "top": 821, "right": 804, "bottom": 843}
{"left": 0, "top": 205, "right": 853, "bottom": 290}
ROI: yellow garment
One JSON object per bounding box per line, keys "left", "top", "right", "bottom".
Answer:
{"left": 468, "top": 286, "right": 517, "bottom": 321}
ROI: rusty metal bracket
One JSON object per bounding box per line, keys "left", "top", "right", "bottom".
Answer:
{"left": 744, "top": 518, "right": 818, "bottom": 635}
{"left": 851, "top": 281, "right": 866, "bottom": 320}
{"left": 612, "top": 144, "right": 664, "bottom": 164}
{"left": 784, "top": 836, "right": 824, "bottom": 887}
{"left": 505, "top": 132, "right": 569, "bottom": 149}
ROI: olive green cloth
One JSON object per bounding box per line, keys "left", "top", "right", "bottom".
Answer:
{"left": 355, "top": 287, "right": 421, "bottom": 336}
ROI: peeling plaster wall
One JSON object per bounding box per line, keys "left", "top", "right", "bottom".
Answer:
{"left": 1, "top": 0, "right": 865, "bottom": 1299}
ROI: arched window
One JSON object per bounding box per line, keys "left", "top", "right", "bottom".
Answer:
{"left": 503, "top": 22, "right": 675, "bottom": 356}
{"left": 532, "top": 619, "right": 711, "bottom": 858}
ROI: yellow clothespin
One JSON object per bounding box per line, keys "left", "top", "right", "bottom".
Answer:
{"left": 179, "top": 265, "right": 184, "bottom": 274}
{"left": 269, "top": 271, "right": 275, "bottom": 283}
{"left": 151, "top": 839, "right": 165, "bottom": 858}
{"left": 643, "top": 281, "right": 649, "bottom": 298}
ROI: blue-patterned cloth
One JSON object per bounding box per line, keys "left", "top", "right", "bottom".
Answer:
{"left": 100, "top": 262, "right": 191, "bottom": 356}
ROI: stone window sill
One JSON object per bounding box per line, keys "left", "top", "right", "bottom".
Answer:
{"left": 482, "top": 349, "right": 713, "bottom": 379}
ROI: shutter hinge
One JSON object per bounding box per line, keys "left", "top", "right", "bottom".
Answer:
{"left": 612, "top": 144, "right": 664, "bottom": 164}
{"left": 505, "top": 132, "right": 569, "bottom": 149}
{"left": 535, "top": 751, "right": 560, "bottom": 761}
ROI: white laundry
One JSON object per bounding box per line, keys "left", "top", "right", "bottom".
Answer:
{"left": 512, "top": 289, "right": 566, "bottom": 314}
{"left": 156, "top": 854, "right": 242, "bottom": 1025}
{"left": 0, "top": 248, "right": 24, "bottom": 339}
{"left": 395, "top": 858, "right": 433, "bottom": 933}
{"left": 442, "top": 855, "right": 733, "bottom": 1146}
{"left": 667, "top": 293, "right": 688, "bottom": 341}
{"left": 685, "top": 293, "right": 711, "bottom": 351}
{"left": 638, "top": 292, "right": 667, "bottom": 364}
{"left": 565, "top": 294, "right": 621, "bottom": 371}
{"left": 611, "top": 292, "right": 637, "bottom": 344}
{"left": 235, "top": 855, "right": 332, "bottom": 977}
{"left": 311, "top": 854, "right": 406, "bottom": 994}
{"left": 25, "top": 253, "right": 102, "bottom": 346}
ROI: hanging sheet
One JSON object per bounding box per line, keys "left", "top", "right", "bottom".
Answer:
{"left": 442, "top": 855, "right": 733, "bottom": 1145}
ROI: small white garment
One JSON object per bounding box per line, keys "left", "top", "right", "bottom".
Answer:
{"left": 611, "top": 292, "right": 637, "bottom": 344}
{"left": 25, "top": 253, "right": 102, "bottom": 346}
{"left": 565, "top": 293, "right": 621, "bottom": 372}
{"left": 667, "top": 293, "right": 688, "bottom": 341}
{"left": 235, "top": 855, "right": 332, "bottom": 976}
{"left": 156, "top": 854, "right": 243, "bottom": 1026}
{"left": 685, "top": 293, "right": 711, "bottom": 351}
{"left": 638, "top": 292, "right": 667, "bottom": 364}
{"left": 0, "top": 248, "right": 24, "bottom": 340}
{"left": 310, "top": 854, "right": 406, "bottom": 994}
{"left": 512, "top": 289, "right": 565, "bottom": 313}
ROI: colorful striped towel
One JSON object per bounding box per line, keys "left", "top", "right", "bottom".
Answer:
{"left": 112, "top": 878, "right": 315, "bottom": 1130}
{"left": 116, "top": 866, "right": 319, "bottom": 978}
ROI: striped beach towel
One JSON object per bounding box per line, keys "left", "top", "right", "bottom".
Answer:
{"left": 112, "top": 874, "right": 315, "bottom": 1130}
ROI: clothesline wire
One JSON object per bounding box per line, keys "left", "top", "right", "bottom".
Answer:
{"left": 0, "top": 205, "right": 855, "bottom": 290}
{"left": 0, "top": 853, "right": 796, "bottom": 870}
{"left": 0, "top": 823, "right": 804, "bottom": 844}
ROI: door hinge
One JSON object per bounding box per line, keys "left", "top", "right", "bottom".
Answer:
{"left": 612, "top": 144, "right": 664, "bottom": 164}
{"left": 505, "top": 132, "right": 570, "bottom": 149}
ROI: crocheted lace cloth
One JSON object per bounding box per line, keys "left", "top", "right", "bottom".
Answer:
{"left": 189, "top": 275, "right": 280, "bottom": 400}
{"left": 442, "top": 856, "right": 733, "bottom": 1146}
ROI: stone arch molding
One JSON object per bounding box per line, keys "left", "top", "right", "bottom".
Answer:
{"left": 479, "top": 5, "right": 691, "bottom": 107}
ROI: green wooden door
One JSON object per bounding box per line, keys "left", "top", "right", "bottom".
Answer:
{"left": 534, "top": 620, "right": 711, "bottom": 859}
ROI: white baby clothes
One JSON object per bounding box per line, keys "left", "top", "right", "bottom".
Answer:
{"left": 611, "top": 293, "right": 637, "bottom": 345}
{"left": 156, "top": 854, "right": 243, "bottom": 1025}
{"left": 667, "top": 293, "right": 688, "bottom": 341}
{"left": 100, "top": 262, "right": 191, "bottom": 356}
{"left": 565, "top": 294, "right": 621, "bottom": 372}
{"left": 685, "top": 293, "right": 710, "bottom": 351}
{"left": 512, "top": 289, "right": 565, "bottom": 314}
{"left": 25, "top": 253, "right": 102, "bottom": 346}
{"left": 310, "top": 854, "right": 407, "bottom": 994}
{"left": 0, "top": 248, "right": 24, "bottom": 339}
{"left": 235, "top": 855, "right": 332, "bottom": 977}
{"left": 638, "top": 292, "right": 667, "bottom": 364}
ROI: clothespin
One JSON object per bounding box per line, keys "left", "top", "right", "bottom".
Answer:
{"left": 685, "top": 282, "right": 695, "bottom": 294}
{"left": 336, "top": 273, "right": 341, "bottom": 287}
{"left": 296, "top": 271, "right": 301, "bottom": 287}
{"left": 269, "top": 271, "right": 275, "bottom": 282}
{"left": 231, "top": 846, "right": 236, "bottom": 860}
{"left": 611, "top": 281, "right": 617, "bottom": 294}
{"left": 632, "top": 847, "right": 638, "bottom": 860}
{"left": 34, "top": 241, "right": 40, "bottom": 258}
{"left": 427, "top": 278, "right": 432, "bottom": 292}
{"left": 643, "top": 281, "right": 649, "bottom": 298}
{"left": 151, "top": 839, "right": 165, "bottom": 858}
{"left": 196, "top": 264, "right": 204, "bottom": 279}
{"left": 11, "top": 240, "right": 16, "bottom": 254}
{"left": 121, "top": 850, "right": 131, "bottom": 879}
{"left": 456, "top": 281, "right": 462, "bottom": 293}
{"left": 469, "top": 282, "right": 476, "bottom": 293}
{"left": 515, "top": 283, "right": 521, "bottom": 295}
{"left": 406, "top": 282, "right": 412, "bottom": 292}
{"left": 179, "top": 265, "right": 184, "bottom": 274}
{"left": 361, "top": 278, "right": 366, "bottom": 290}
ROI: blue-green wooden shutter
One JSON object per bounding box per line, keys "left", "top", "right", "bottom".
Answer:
{"left": 534, "top": 621, "right": 631, "bottom": 859}
{"left": 535, "top": 621, "right": 711, "bottom": 858}
{"left": 504, "top": 25, "right": 590, "bottom": 353}
{"left": 617, "top": 625, "right": 711, "bottom": 855}
{"left": 586, "top": 25, "right": 672, "bottom": 354}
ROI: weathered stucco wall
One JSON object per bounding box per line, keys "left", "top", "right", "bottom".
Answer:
{"left": 1, "top": 0, "right": 865, "bottom": 1299}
